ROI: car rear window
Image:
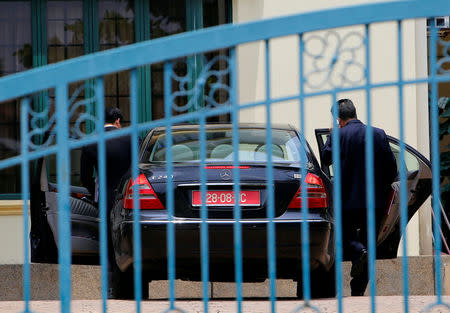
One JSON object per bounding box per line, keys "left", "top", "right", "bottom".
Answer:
{"left": 141, "top": 128, "right": 309, "bottom": 164}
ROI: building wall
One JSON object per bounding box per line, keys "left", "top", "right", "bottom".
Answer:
{"left": 0, "top": 0, "right": 435, "bottom": 264}
{"left": 233, "top": 0, "right": 432, "bottom": 256}
{"left": 0, "top": 201, "right": 25, "bottom": 264}
{"left": 0, "top": 0, "right": 231, "bottom": 264}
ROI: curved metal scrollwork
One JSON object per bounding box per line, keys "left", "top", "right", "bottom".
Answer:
{"left": 290, "top": 302, "right": 322, "bottom": 313}
{"left": 68, "top": 84, "right": 97, "bottom": 139}
{"left": 303, "top": 30, "right": 366, "bottom": 90}
{"left": 27, "top": 95, "right": 56, "bottom": 151}
{"left": 170, "top": 54, "right": 231, "bottom": 112}
{"left": 421, "top": 302, "right": 450, "bottom": 313}
{"left": 27, "top": 84, "right": 97, "bottom": 151}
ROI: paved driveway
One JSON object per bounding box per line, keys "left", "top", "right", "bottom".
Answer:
{"left": 1, "top": 296, "right": 450, "bottom": 313}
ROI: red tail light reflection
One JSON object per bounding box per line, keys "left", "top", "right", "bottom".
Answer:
{"left": 123, "top": 174, "right": 164, "bottom": 209}
{"left": 288, "top": 173, "right": 328, "bottom": 209}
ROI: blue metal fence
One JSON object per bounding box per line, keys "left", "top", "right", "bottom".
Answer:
{"left": 0, "top": 1, "right": 450, "bottom": 312}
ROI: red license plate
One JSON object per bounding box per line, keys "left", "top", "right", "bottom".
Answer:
{"left": 192, "top": 190, "right": 260, "bottom": 206}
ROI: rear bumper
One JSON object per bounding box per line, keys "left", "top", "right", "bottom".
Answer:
{"left": 113, "top": 212, "right": 334, "bottom": 280}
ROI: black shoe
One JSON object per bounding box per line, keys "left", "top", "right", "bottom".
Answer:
{"left": 350, "top": 249, "right": 368, "bottom": 278}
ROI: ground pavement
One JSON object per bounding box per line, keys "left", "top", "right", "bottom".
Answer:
{"left": 1, "top": 296, "right": 450, "bottom": 313}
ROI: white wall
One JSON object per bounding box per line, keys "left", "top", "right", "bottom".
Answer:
{"left": 233, "top": 0, "right": 432, "bottom": 255}
{"left": 0, "top": 0, "right": 433, "bottom": 265}
{"left": 0, "top": 214, "right": 25, "bottom": 264}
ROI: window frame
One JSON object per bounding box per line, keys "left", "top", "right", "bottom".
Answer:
{"left": 0, "top": 0, "right": 232, "bottom": 198}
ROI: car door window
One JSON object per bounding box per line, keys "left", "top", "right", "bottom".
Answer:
{"left": 319, "top": 139, "right": 420, "bottom": 179}
{"left": 47, "top": 148, "right": 84, "bottom": 187}
{"left": 319, "top": 133, "right": 334, "bottom": 178}
{"left": 315, "top": 130, "right": 420, "bottom": 180}
{"left": 388, "top": 142, "right": 420, "bottom": 174}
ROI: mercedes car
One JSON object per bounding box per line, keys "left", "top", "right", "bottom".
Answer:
{"left": 109, "top": 124, "right": 335, "bottom": 298}
{"left": 30, "top": 123, "right": 433, "bottom": 299}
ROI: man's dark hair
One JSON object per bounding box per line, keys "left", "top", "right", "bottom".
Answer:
{"left": 105, "top": 107, "right": 123, "bottom": 124}
{"left": 336, "top": 98, "right": 357, "bottom": 120}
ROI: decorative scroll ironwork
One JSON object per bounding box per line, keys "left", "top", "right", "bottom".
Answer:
{"left": 303, "top": 30, "right": 366, "bottom": 90}
{"left": 421, "top": 302, "right": 450, "bottom": 313}
{"left": 170, "top": 54, "right": 231, "bottom": 112}
{"left": 68, "top": 85, "right": 97, "bottom": 139}
{"left": 27, "top": 95, "right": 56, "bottom": 151}
{"left": 1, "top": 2, "right": 450, "bottom": 312}
{"left": 27, "top": 84, "right": 97, "bottom": 151}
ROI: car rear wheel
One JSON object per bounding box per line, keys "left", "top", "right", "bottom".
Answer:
{"left": 296, "top": 265, "right": 336, "bottom": 299}
{"left": 110, "top": 263, "right": 149, "bottom": 300}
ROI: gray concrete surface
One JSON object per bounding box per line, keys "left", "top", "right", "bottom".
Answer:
{"left": 1, "top": 296, "right": 450, "bottom": 313}
{"left": 1, "top": 256, "right": 450, "bottom": 303}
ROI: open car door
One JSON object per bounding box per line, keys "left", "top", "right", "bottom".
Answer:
{"left": 30, "top": 151, "right": 100, "bottom": 264}
{"left": 314, "top": 128, "right": 432, "bottom": 259}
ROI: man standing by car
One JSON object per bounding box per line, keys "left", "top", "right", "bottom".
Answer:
{"left": 80, "top": 106, "right": 132, "bottom": 298}
{"left": 81, "top": 107, "right": 131, "bottom": 208}
{"left": 321, "top": 99, "right": 397, "bottom": 296}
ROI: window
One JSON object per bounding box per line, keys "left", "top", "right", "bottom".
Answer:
{"left": 151, "top": 0, "right": 231, "bottom": 122}
{"left": 99, "top": 0, "right": 134, "bottom": 126}
{"left": 47, "top": 0, "right": 85, "bottom": 186}
{"left": 0, "top": 1, "right": 32, "bottom": 195}
{"left": 0, "top": 0, "right": 232, "bottom": 196}
{"left": 389, "top": 142, "right": 419, "bottom": 174}
{"left": 47, "top": 1, "right": 84, "bottom": 64}
{"left": 143, "top": 128, "right": 307, "bottom": 164}
{"left": 150, "top": 0, "right": 186, "bottom": 120}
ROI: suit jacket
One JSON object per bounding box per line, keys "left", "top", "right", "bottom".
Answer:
{"left": 80, "top": 126, "right": 132, "bottom": 207}
{"left": 321, "top": 119, "right": 397, "bottom": 221}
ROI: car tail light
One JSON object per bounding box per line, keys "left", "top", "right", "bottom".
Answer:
{"left": 123, "top": 174, "right": 164, "bottom": 209}
{"left": 288, "top": 173, "right": 328, "bottom": 209}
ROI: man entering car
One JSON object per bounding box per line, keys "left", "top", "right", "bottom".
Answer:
{"left": 321, "top": 99, "right": 397, "bottom": 296}
{"left": 80, "top": 106, "right": 132, "bottom": 298}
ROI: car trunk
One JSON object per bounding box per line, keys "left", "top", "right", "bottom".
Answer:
{"left": 141, "top": 163, "right": 301, "bottom": 219}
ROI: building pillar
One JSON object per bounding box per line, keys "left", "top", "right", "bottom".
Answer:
{"left": 415, "top": 19, "right": 433, "bottom": 255}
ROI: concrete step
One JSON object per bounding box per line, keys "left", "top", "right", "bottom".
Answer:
{"left": 3, "top": 297, "right": 450, "bottom": 313}
{"left": 1, "top": 256, "right": 449, "bottom": 300}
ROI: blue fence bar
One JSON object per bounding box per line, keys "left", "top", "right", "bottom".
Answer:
{"left": 331, "top": 92, "right": 343, "bottom": 313}
{"left": 199, "top": 114, "right": 209, "bottom": 313}
{"left": 164, "top": 61, "right": 177, "bottom": 311}
{"left": 55, "top": 84, "right": 71, "bottom": 313}
{"left": 297, "top": 33, "right": 311, "bottom": 307}
{"left": 20, "top": 98, "right": 31, "bottom": 313}
{"left": 230, "top": 46, "right": 243, "bottom": 313}
{"left": 397, "top": 20, "right": 411, "bottom": 313}
{"left": 0, "top": 1, "right": 448, "bottom": 313}
{"left": 130, "top": 69, "right": 143, "bottom": 312}
{"left": 299, "top": 36, "right": 312, "bottom": 308}
{"left": 264, "top": 39, "right": 277, "bottom": 312}
{"left": 429, "top": 21, "right": 444, "bottom": 308}
{"left": 94, "top": 77, "right": 108, "bottom": 313}
{"left": 364, "top": 23, "right": 377, "bottom": 313}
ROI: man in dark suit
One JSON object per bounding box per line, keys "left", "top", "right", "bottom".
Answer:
{"left": 80, "top": 106, "right": 132, "bottom": 298}
{"left": 80, "top": 107, "right": 131, "bottom": 209}
{"left": 321, "top": 99, "right": 397, "bottom": 296}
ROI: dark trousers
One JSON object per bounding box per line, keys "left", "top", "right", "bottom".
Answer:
{"left": 343, "top": 218, "right": 369, "bottom": 296}
{"left": 346, "top": 239, "right": 369, "bottom": 295}
{"left": 94, "top": 197, "right": 116, "bottom": 297}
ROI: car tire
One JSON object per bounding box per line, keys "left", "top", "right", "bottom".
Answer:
{"left": 110, "top": 263, "right": 134, "bottom": 299}
{"left": 110, "top": 262, "right": 150, "bottom": 300}
{"left": 297, "top": 265, "right": 336, "bottom": 299}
